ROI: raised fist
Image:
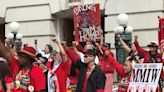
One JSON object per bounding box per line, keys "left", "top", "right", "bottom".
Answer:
{"left": 134, "top": 35, "right": 138, "bottom": 42}
{"left": 72, "top": 41, "right": 77, "bottom": 46}
{"left": 116, "top": 34, "right": 121, "bottom": 39}
{"left": 52, "top": 37, "right": 59, "bottom": 43}
{"left": 61, "top": 41, "right": 67, "bottom": 47}
{"left": 34, "top": 39, "right": 37, "bottom": 44}
{"left": 15, "top": 40, "right": 21, "bottom": 45}
{"left": 5, "top": 38, "right": 10, "bottom": 46}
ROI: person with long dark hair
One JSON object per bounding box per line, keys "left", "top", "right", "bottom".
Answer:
{"left": 35, "top": 39, "right": 53, "bottom": 59}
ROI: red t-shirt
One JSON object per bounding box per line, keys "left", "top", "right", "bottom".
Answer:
{"left": 13, "top": 66, "right": 46, "bottom": 92}
{"left": 99, "top": 55, "right": 114, "bottom": 74}
{"left": 56, "top": 63, "right": 68, "bottom": 92}
{"left": 68, "top": 69, "right": 80, "bottom": 85}
{"left": 82, "top": 67, "right": 91, "bottom": 92}
{"left": 10, "top": 56, "right": 20, "bottom": 78}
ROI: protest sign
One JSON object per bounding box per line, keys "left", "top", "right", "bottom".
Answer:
{"left": 158, "top": 18, "right": 164, "bottom": 64}
{"left": 73, "top": 4, "right": 101, "bottom": 42}
{"left": 159, "top": 18, "right": 164, "bottom": 53}
{"left": 128, "top": 63, "right": 163, "bottom": 92}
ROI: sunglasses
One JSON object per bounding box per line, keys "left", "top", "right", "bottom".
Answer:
{"left": 84, "top": 55, "right": 94, "bottom": 58}
{"left": 149, "top": 46, "right": 158, "bottom": 48}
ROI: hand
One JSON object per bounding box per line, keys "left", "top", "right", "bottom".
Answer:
{"left": 14, "top": 40, "right": 21, "bottom": 46}
{"left": 34, "top": 39, "right": 37, "bottom": 44}
{"left": 61, "top": 41, "right": 66, "bottom": 46}
{"left": 134, "top": 35, "right": 138, "bottom": 42}
{"left": 5, "top": 38, "right": 10, "bottom": 46}
{"left": 116, "top": 34, "right": 121, "bottom": 40}
{"left": 52, "top": 37, "right": 59, "bottom": 44}
{"left": 61, "top": 41, "right": 68, "bottom": 50}
{"left": 72, "top": 41, "right": 77, "bottom": 46}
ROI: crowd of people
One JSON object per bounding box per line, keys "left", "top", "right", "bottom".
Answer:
{"left": 0, "top": 34, "right": 163, "bottom": 92}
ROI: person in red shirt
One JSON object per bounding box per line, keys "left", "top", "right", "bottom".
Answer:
{"left": 134, "top": 36, "right": 163, "bottom": 63}
{"left": 96, "top": 43, "right": 115, "bottom": 92}
{"left": 46, "top": 37, "right": 70, "bottom": 92}
{"left": 61, "top": 41, "right": 79, "bottom": 92}
{"left": 106, "top": 54, "right": 133, "bottom": 92}
{"left": 10, "top": 46, "right": 46, "bottom": 92}
{"left": 134, "top": 36, "right": 163, "bottom": 91}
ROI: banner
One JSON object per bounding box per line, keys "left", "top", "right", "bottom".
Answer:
{"left": 73, "top": 4, "right": 101, "bottom": 42}
{"left": 159, "top": 18, "right": 164, "bottom": 61}
{"left": 128, "top": 63, "right": 163, "bottom": 92}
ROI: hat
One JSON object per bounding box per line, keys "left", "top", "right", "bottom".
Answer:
{"left": 86, "top": 49, "right": 96, "bottom": 56}
{"left": 147, "top": 41, "right": 158, "bottom": 47}
{"left": 17, "top": 46, "right": 36, "bottom": 60}
{"left": 36, "top": 54, "right": 48, "bottom": 65}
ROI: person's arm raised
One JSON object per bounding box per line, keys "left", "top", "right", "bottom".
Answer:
{"left": 117, "top": 34, "right": 131, "bottom": 53}
{"left": 134, "top": 36, "right": 149, "bottom": 63}
{"left": 0, "top": 41, "right": 12, "bottom": 66}
{"left": 52, "top": 37, "right": 67, "bottom": 63}
{"left": 134, "top": 36, "right": 147, "bottom": 55}
{"left": 72, "top": 41, "right": 81, "bottom": 57}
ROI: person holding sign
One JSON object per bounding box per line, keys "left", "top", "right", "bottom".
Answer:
{"left": 134, "top": 36, "right": 163, "bottom": 64}
{"left": 134, "top": 36, "right": 164, "bottom": 91}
